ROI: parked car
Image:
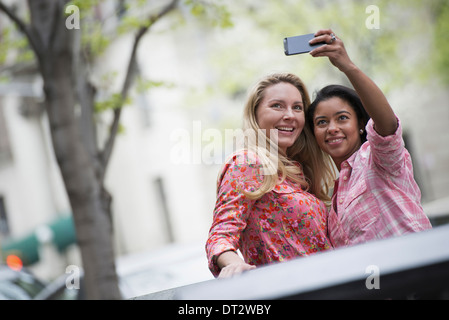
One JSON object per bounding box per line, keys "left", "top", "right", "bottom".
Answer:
{"left": 1, "top": 242, "right": 212, "bottom": 300}
{"left": 0, "top": 264, "right": 47, "bottom": 299}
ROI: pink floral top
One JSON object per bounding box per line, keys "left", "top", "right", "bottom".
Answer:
{"left": 206, "top": 150, "right": 332, "bottom": 277}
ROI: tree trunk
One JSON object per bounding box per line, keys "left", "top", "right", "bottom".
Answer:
{"left": 29, "top": 0, "right": 121, "bottom": 299}
{"left": 42, "top": 66, "right": 121, "bottom": 299}
{"left": 1, "top": 0, "right": 179, "bottom": 299}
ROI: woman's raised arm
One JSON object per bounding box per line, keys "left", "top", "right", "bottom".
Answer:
{"left": 309, "top": 29, "right": 397, "bottom": 136}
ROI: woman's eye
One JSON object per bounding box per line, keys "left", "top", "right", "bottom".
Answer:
{"left": 338, "top": 115, "right": 349, "bottom": 120}
{"left": 316, "top": 120, "right": 327, "bottom": 126}
{"left": 293, "top": 105, "right": 303, "bottom": 111}
{"left": 271, "top": 103, "right": 281, "bottom": 108}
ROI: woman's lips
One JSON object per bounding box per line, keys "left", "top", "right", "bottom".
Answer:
{"left": 326, "top": 137, "right": 345, "bottom": 145}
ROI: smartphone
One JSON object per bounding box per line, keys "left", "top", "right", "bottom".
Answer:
{"left": 283, "top": 33, "right": 325, "bottom": 55}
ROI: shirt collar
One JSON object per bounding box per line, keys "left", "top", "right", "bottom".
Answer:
{"left": 340, "top": 149, "right": 358, "bottom": 170}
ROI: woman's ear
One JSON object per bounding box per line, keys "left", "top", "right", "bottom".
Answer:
{"left": 358, "top": 120, "right": 366, "bottom": 134}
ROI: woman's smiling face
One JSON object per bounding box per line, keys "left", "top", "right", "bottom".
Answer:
{"left": 256, "top": 82, "right": 305, "bottom": 155}
{"left": 312, "top": 96, "right": 362, "bottom": 169}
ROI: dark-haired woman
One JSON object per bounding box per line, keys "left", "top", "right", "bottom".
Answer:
{"left": 306, "top": 29, "right": 432, "bottom": 248}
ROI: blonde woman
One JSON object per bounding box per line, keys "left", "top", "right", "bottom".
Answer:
{"left": 206, "top": 73, "right": 336, "bottom": 278}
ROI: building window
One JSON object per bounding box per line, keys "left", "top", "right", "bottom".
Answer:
{"left": 0, "top": 102, "right": 13, "bottom": 165}
{"left": 154, "top": 177, "right": 174, "bottom": 243}
{"left": 0, "top": 196, "right": 9, "bottom": 236}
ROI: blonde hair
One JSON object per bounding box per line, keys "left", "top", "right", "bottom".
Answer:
{"left": 240, "top": 73, "right": 336, "bottom": 203}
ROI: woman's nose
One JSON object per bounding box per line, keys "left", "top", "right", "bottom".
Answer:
{"left": 283, "top": 108, "right": 294, "bottom": 119}
{"left": 327, "top": 121, "right": 339, "bottom": 133}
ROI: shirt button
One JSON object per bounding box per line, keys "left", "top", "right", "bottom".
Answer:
{"left": 343, "top": 176, "right": 348, "bottom": 181}
{"left": 339, "top": 198, "right": 343, "bottom": 204}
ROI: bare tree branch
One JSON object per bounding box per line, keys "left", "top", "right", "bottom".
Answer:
{"left": 99, "top": 0, "right": 179, "bottom": 179}
{"left": 0, "top": 1, "right": 43, "bottom": 60}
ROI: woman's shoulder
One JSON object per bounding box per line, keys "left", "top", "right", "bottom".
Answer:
{"left": 218, "top": 149, "right": 263, "bottom": 179}
{"left": 217, "top": 149, "right": 265, "bottom": 191}
{"left": 219, "top": 149, "right": 266, "bottom": 177}
{"left": 223, "top": 149, "right": 262, "bottom": 166}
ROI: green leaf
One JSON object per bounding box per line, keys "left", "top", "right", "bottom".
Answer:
{"left": 135, "top": 78, "right": 175, "bottom": 93}
{"left": 94, "top": 93, "right": 131, "bottom": 113}
{"left": 183, "top": 0, "right": 233, "bottom": 29}
{"left": 433, "top": 1, "right": 449, "bottom": 84}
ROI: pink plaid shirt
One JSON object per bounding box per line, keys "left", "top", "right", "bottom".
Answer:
{"left": 328, "top": 117, "right": 432, "bottom": 248}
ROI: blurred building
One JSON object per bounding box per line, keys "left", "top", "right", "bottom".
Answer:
{"left": 0, "top": 0, "right": 218, "bottom": 282}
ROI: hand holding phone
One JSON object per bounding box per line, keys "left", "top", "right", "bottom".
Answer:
{"left": 283, "top": 33, "right": 326, "bottom": 55}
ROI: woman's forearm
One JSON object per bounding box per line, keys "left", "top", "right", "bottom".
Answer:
{"left": 216, "top": 250, "right": 256, "bottom": 278}
{"left": 343, "top": 65, "right": 397, "bottom": 136}
{"left": 216, "top": 250, "right": 244, "bottom": 269}
{"left": 309, "top": 29, "right": 398, "bottom": 136}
